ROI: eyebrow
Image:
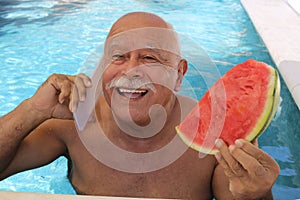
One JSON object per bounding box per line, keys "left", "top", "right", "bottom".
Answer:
{"left": 106, "top": 41, "right": 169, "bottom": 61}
{"left": 105, "top": 43, "right": 126, "bottom": 57}
{"left": 147, "top": 46, "right": 172, "bottom": 61}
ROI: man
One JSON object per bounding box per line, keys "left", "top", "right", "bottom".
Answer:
{"left": 0, "top": 12, "right": 279, "bottom": 199}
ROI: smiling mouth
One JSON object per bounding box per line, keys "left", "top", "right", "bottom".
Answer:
{"left": 117, "top": 88, "right": 148, "bottom": 99}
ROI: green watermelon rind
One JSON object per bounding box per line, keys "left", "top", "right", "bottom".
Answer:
{"left": 176, "top": 126, "right": 220, "bottom": 154}
{"left": 244, "top": 67, "right": 280, "bottom": 142}
{"left": 176, "top": 62, "right": 280, "bottom": 155}
{"left": 259, "top": 69, "right": 281, "bottom": 134}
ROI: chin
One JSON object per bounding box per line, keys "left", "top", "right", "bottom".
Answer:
{"left": 112, "top": 108, "right": 151, "bottom": 127}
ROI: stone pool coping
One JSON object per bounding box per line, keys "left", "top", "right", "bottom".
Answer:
{"left": 241, "top": 0, "right": 300, "bottom": 110}
{"left": 0, "top": 191, "right": 174, "bottom": 200}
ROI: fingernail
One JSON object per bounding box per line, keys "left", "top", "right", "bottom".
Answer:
{"left": 215, "top": 152, "right": 222, "bottom": 161}
{"left": 80, "top": 96, "right": 85, "bottom": 101}
{"left": 60, "top": 99, "right": 65, "bottom": 104}
{"left": 235, "top": 139, "right": 244, "bottom": 147}
{"left": 215, "top": 139, "right": 222, "bottom": 148}
{"left": 229, "top": 145, "right": 235, "bottom": 153}
{"left": 86, "top": 80, "right": 92, "bottom": 87}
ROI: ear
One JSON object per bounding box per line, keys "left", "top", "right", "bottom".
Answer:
{"left": 174, "top": 59, "right": 188, "bottom": 92}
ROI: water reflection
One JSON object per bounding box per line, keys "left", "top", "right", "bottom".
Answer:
{"left": 260, "top": 76, "right": 300, "bottom": 197}
{"left": 0, "top": 0, "right": 92, "bottom": 30}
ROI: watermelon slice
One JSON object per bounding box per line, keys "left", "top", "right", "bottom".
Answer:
{"left": 176, "top": 59, "right": 280, "bottom": 154}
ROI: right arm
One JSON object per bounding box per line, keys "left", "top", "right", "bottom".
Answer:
{"left": 0, "top": 99, "right": 49, "bottom": 173}
{"left": 0, "top": 73, "right": 91, "bottom": 179}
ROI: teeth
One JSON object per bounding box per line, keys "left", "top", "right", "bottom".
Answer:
{"left": 119, "top": 88, "right": 147, "bottom": 93}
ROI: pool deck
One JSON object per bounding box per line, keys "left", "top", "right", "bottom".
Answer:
{"left": 241, "top": 0, "right": 300, "bottom": 110}
{"left": 0, "top": 191, "right": 174, "bottom": 200}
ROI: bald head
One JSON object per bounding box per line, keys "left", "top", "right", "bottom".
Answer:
{"left": 103, "top": 12, "right": 182, "bottom": 65}
{"left": 108, "top": 12, "right": 173, "bottom": 38}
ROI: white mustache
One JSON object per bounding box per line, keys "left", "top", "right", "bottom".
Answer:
{"left": 106, "top": 76, "right": 156, "bottom": 92}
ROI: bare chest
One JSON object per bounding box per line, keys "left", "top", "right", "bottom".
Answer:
{"left": 68, "top": 145, "right": 216, "bottom": 200}
{"left": 62, "top": 121, "right": 216, "bottom": 199}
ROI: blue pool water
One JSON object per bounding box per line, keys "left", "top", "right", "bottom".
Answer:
{"left": 0, "top": 0, "right": 300, "bottom": 199}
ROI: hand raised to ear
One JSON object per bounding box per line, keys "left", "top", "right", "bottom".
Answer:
{"left": 29, "top": 73, "right": 92, "bottom": 119}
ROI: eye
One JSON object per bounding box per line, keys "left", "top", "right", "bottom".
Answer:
{"left": 112, "top": 54, "right": 123, "bottom": 60}
{"left": 111, "top": 54, "right": 125, "bottom": 64}
{"left": 143, "top": 55, "right": 158, "bottom": 63}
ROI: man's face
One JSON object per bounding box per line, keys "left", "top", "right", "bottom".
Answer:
{"left": 101, "top": 28, "right": 183, "bottom": 126}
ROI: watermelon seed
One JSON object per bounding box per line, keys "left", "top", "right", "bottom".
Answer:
{"left": 245, "top": 85, "right": 254, "bottom": 90}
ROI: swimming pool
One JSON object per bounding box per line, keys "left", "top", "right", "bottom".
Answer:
{"left": 0, "top": 0, "right": 300, "bottom": 199}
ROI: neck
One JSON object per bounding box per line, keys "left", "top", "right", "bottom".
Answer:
{"left": 96, "top": 95, "right": 181, "bottom": 153}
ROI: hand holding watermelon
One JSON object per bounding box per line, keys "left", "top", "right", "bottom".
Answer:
{"left": 176, "top": 59, "right": 281, "bottom": 199}
{"left": 215, "top": 138, "right": 280, "bottom": 199}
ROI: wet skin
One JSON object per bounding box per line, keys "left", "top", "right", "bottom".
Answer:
{"left": 0, "top": 12, "right": 279, "bottom": 200}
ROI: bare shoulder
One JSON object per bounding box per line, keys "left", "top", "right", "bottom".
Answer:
{"left": 176, "top": 93, "right": 197, "bottom": 105}
{"left": 0, "top": 119, "right": 78, "bottom": 179}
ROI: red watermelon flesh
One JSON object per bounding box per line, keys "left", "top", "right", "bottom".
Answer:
{"left": 176, "top": 59, "right": 280, "bottom": 154}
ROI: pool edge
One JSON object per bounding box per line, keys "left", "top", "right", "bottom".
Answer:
{"left": 241, "top": 0, "right": 300, "bottom": 110}
{"left": 0, "top": 191, "right": 174, "bottom": 200}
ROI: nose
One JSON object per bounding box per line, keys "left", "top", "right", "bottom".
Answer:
{"left": 122, "top": 55, "right": 144, "bottom": 79}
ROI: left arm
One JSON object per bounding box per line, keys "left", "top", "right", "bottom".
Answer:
{"left": 212, "top": 139, "right": 280, "bottom": 200}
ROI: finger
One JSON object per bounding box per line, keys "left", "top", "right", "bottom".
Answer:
{"left": 77, "top": 73, "right": 92, "bottom": 87}
{"left": 70, "top": 86, "right": 80, "bottom": 112}
{"left": 235, "top": 139, "right": 280, "bottom": 172}
{"left": 215, "top": 151, "right": 235, "bottom": 178}
{"left": 215, "top": 139, "right": 246, "bottom": 177}
{"left": 73, "top": 76, "right": 87, "bottom": 102}
{"left": 69, "top": 74, "right": 92, "bottom": 87}
{"left": 58, "top": 79, "right": 72, "bottom": 104}
{"left": 235, "top": 139, "right": 268, "bottom": 162}
{"left": 66, "top": 75, "right": 76, "bottom": 82}
{"left": 229, "top": 144, "right": 266, "bottom": 177}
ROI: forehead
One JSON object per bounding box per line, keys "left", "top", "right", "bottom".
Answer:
{"left": 104, "top": 27, "right": 181, "bottom": 57}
